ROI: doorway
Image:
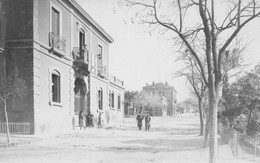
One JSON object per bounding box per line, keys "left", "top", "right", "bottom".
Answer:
{"left": 74, "top": 78, "right": 86, "bottom": 114}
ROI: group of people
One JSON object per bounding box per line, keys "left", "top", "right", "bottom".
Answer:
{"left": 78, "top": 111, "right": 94, "bottom": 130}
{"left": 76, "top": 110, "right": 151, "bottom": 131}
{"left": 136, "top": 113, "right": 151, "bottom": 131}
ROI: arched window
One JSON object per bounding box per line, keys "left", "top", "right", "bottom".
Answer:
{"left": 98, "top": 88, "right": 103, "bottom": 110}
{"left": 52, "top": 70, "right": 60, "bottom": 103}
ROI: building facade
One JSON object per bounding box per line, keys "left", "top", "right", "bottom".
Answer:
{"left": 0, "top": 0, "right": 124, "bottom": 135}
{"left": 142, "top": 82, "right": 177, "bottom": 116}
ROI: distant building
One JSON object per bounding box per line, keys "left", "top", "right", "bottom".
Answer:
{"left": 142, "top": 82, "right": 177, "bottom": 116}
{"left": 0, "top": 0, "right": 124, "bottom": 134}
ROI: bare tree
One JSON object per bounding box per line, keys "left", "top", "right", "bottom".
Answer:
{"left": 175, "top": 53, "right": 207, "bottom": 136}
{"left": 0, "top": 76, "right": 27, "bottom": 143}
{"left": 121, "top": 0, "right": 260, "bottom": 162}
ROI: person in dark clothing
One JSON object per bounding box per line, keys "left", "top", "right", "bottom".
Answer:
{"left": 85, "top": 112, "right": 89, "bottom": 127}
{"left": 145, "top": 113, "right": 151, "bottom": 131}
{"left": 136, "top": 114, "right": 144, "bottom": 130}
{"left": 89, "top": 112, "right": 94, "bottom": 127}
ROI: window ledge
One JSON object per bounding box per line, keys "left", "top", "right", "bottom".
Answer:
{"left": 49, "top": 101, "right": 62, "bottom": 107}
{"left": 49, "top": 47, "right": 66, "bottom": 58}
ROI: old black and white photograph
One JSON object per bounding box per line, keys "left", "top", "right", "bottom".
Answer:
{"left": 0, "top": 0, "right": 260, "bottom": 163}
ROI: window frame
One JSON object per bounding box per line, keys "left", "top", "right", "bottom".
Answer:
{"left": 98, "top": 88, "right": 103, "bottom": 110}
{"left": 51, "top": 70, "right": 61, "bottom": 104}
{"left": 118, "top": 94, "right": 121, "bottom": 110}
{"left": 98, "top": 44, "right": 103, "bottom": 60}
{"left": 50, "top": 2, "right": 62, "bottom": 37}
{"left": 109, "top": 90, "right": 112, "bottom": 108}
{"left": 79, "top": 28, "right": 85, "bottom": 51}
{"left": 111, "top": 91, "right": 114, "bottom": 108}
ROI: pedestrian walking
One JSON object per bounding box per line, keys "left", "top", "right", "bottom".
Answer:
{"left": 136, "top": 113, "right": 144, "bottom": 130}
{"left": 145, "top": 113, "right": 151, "bottom": 131}
{"left": 79, "top": 110, "right": 84, "bottom": 130}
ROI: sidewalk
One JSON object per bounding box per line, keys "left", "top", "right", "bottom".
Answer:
{"left": 0, "top": 124, "right": 124, "bottom": 148}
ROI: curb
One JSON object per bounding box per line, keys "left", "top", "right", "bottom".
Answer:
{"left": 0, "top": 138, "right": 42, "bottom": 148}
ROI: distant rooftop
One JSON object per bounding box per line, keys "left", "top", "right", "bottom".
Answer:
{"left": 143, "top": 82, "right": 177, "bottom": 92}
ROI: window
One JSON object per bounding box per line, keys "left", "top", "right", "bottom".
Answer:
{"left": 109, "top": 91, "right": 112, "bottom": 107}
{"left": 111, "top": 91, "right": 114, "bottom": 108}
{"left": 109, "top": 91, "right": 115, "bottom": 108}
{"left": 97, "top": 45, "right": 103, "bottom": 75}
{"left": 79, "top": 29, "right": 85, "bottom": 51}
{"left": 98, "top": 45, "right": 103, "bottom": 59}
{"left": 52, "top": 70, "right": 60, "bottom": 103}
{"left": 51, "top": 7, "right": 60, "bottom": 36}
{"left": 98, "top": 88, "right": 103, "bottom": 110}
{"left": 118, "top": 95, "right": 121, "bottom": 110}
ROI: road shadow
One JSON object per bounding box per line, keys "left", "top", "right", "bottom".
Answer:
{"left": 100, "top": 136, "right": 204, "bottom": 153}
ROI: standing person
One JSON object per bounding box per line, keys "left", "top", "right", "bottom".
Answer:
{"left": 136, "top": 113, "right": 144, "bottom": 130}
{"left": 79, "top": 110, "right": 84, "bottom": 130}
{"left": 72, "top": 116, "right": 75, "bottom": 130}
{"left": 85, "top": 112, "right": 89, "bottom": 127}
{"left": 98, "top": 112, "right": 103, "bottom": 128}
{"left": 145, "top": 113, "right": 151, "bottom": 131}
{"left": 89, "top": 112, "right": 94, "bottom": 127}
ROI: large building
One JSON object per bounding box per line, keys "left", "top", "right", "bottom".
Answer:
{"left": 0, "top": 0, "right": 125, "bottom": 134}
{"left": 142, "top": 82, "right": 177, "bottom": 116}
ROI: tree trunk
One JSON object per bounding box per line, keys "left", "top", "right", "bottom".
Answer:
{"left": 198, "top": 97, "right": 204, "bottom": 136}
{"left": 204, "top": 109, "right": 210, "bottom": 147}
{"left": 248, "top": 108, "right": 253, "bottom": 124}
{"left": 3, "top": 100, "right": 11, "bottom": 143}
{"left": 208, "top": 85, "right": 219, "bottom": 163}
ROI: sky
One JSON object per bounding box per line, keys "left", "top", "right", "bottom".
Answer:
{"left": 76, "top": 0, "right": 260, "bottom": 102}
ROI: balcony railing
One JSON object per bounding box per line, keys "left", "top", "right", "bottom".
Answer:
{"left": 72, "top": 47, "right": 89, "bottom": 74}
{"left": 49, "top": 32, "right": 66, "bottom": 53}
{"left": 72, "top": 47, "right": 89, "bottom": 63}
{"left": 109, "top": 74, "right": 124, "bottom": 87}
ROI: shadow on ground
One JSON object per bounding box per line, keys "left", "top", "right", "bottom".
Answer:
{"left": 100, "top": 136, "right": 204, "bottom": 153}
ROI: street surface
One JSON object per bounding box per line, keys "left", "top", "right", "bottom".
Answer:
{"left": 0, "top": 113, "right": 252, "bottom": 163}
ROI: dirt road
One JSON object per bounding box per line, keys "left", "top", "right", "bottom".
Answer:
{"left": 0, "top": 113, "right": 249, "bottom": 163}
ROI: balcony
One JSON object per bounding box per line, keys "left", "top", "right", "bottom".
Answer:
{"left": 97, "top": 64, "right": 107, "bottom": 78}
{"left": 72, "top": 46, "right": 89, "bottom": 62}
{"left": 49, "top": 32, "right": 66, "bottom": 54}
{"left": 72, "top": 47, "right": 89, "bottom": 76}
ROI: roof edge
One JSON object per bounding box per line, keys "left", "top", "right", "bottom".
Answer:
{"left": 68, "top": 0, "right": 114, "bottom": 43}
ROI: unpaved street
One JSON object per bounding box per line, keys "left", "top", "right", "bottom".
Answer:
{"left": 0, "top": 114, "right": 249, "bottom": 163}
